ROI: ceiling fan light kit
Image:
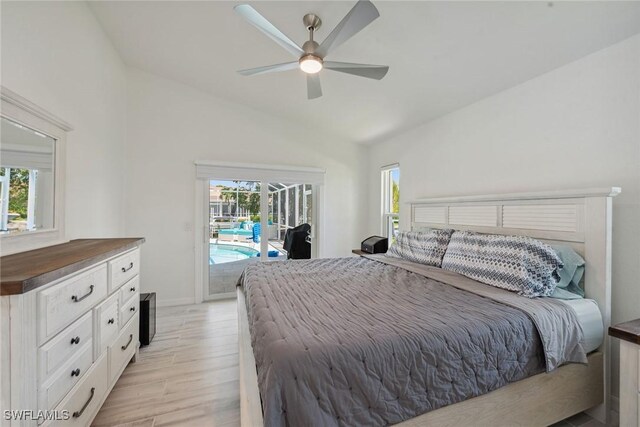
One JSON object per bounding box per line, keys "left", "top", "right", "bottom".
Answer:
{"left": 234, "top": 0, "right": 389, "bottom": 99}
{"left": 299, "top": 55, "right": 323, "bottom": 74}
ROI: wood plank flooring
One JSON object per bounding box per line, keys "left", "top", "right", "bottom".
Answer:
{"left": 92, "top": 300, "right": 240, "bottom": 427}
{"left": 93, "top": 299, "right": 605, "bottom": 427}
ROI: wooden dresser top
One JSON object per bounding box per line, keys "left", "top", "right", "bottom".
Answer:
{"left": 1, "top": 238, "right": 145, "bottom": 296}
{"left": 609, "top": 319, "right": 640, "bottom": 346}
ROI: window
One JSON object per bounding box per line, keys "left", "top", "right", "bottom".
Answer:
{"left": 381, "top": 165, "right": 400, "bottom": 239}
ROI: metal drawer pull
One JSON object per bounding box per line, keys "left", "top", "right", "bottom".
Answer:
{"left": 121, "top": 334, "right": 133, "bottom": 351}
{"left": 72, "top": 387, "right": 95, "bottom": 418}
{"left": 71, "top": 285, "right": 94, "bottom": 303}
{"left": 130, "top": 286, "right": 136, "bottom": 292}
{"left": 130, "top": 306, "right": 136, "bottom": 312}
{"left": 70, "top": 336, "right": 81, "bottom": 345}
{"left": 71, "top": 368, "right": 81, "bottom": 377}
{"left": 108, "top": 318, "right": 115, "bottom": 325}
{"left": 121, "top": 262, "right": 134, "bottom": 273}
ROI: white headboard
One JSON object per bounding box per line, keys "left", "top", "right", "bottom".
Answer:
{"left": 410, "top": 187, "right": 620, "bottom": 420}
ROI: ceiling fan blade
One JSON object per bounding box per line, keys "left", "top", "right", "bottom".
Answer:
{"left": 315, "top": 0, "right": 380, "bottom": 58}
{"left": 324, "top": 61, "right": 389, "bottom": 80}
{"left": 307, "top": 74, "right": 322, "bottom": 99}
{"left": 234, "top": 4, "right": 304, "bottom": 58}
{"left": 238, "top": 62, "right": 299, "bottom": 76}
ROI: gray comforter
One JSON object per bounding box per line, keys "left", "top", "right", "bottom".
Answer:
{"left": 239, "top": 256, "right": 586, "bottom": 427}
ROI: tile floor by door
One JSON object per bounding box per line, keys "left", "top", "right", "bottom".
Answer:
{"left": 93, "top": 300, "right": 606, "bottom": 427}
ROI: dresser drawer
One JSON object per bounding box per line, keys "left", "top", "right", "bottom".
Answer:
{"left": 46, "top": 353, "right": 109, "bottom": 427}
{"left": 95, "top": 293, "right": 120, "bottom": 357}
{"left": 38, "top": 312, "right": 92, "bottom": 385}
{"left": 109, "top": 316, "right": 139, "bottom": 383}
{"left": 37, "top": 265, "right": 108, "bottom": 346}
{"left": 120, "top": 291, "right": 139, "bottom": 327}
{"left": 119, "top": 276, "right": 140, "bottom": 307}
{"left": 109, "top": 249, "right": 140, "bottom": 293}
{"left": 39, "top": 341, "right": 93, "bottom": 411}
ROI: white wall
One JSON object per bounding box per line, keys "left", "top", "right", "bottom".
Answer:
{"left": 367, "top": 34, "right": 640, "bottom": 398}
{"left": 125, "top": 68, "right": 368, "bottom": 306}
{"left": 1, "top": 1, "right": 128, "bottom": 238}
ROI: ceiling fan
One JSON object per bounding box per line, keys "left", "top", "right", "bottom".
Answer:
{"left": 234, "top": 0, "right": 389, "bottom": 100}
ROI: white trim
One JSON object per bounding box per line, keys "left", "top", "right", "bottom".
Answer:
{"left": 0, "top": 87, "right": 73, "bottom": 132}
{"left": 311, "top": 184, "right": 320, "bottom": 258}
{"left": 195, "top": 160, "right": 325, "bottom": 184}
{"left": 380, "top": 162, "right": 399, "bottom": 171}
{"left": 0, "top": 87, "right": 69, "bottom": 255}
{"left": 194, "top": 179, "right": 206, "bottom": 305}
{"left": 195, "top": 160, "right": 325, "bottom": 174}
{"left": 155, "top": 297, "right": 196, "bottom": 308}
{"left": 205, "top": 292, "right": 236, "bottom": 302}
{"left": 381, "top": 165, "right": 400, "bottom": 237}
{"left": 260, "top": 183, "right": 269, "bottom": 260}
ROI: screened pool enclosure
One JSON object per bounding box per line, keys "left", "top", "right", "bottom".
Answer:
{"left": 207, "top": 180, "right": 315, "bottom": 298}
{"left": 209, "top": 180, "right": 313, "bottom": 246}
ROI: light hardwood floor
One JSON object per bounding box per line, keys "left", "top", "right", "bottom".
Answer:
{"left": 92, "top": 300, "right": 240, "bottom": 427}
{"left": 93, "top": 299, "right": 605, "bottom": 427}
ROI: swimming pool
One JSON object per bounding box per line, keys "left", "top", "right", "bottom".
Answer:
{"left": 209, "top": 243, "right": 259, "bottom": 264}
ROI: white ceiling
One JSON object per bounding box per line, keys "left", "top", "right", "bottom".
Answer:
{"left": 89, "top": 1, "right": 640, "bottom": 144}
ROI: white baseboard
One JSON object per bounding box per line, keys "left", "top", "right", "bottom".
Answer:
{"left": 204, "top": 292, "right": 236, "bottom": 301}
{"left": 155, "top": 293, "right": 236, "bottom": 307}
{"left": 156, "top": 297, "right": 196, "bottom": 307}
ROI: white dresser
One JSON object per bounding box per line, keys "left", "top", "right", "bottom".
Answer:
{"left": 1, "top": 238, "right": 145, "bottom": 427}
{"left": 610, "top": 319, "right": 640, "bottom": 427}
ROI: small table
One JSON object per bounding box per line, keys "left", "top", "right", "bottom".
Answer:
{"left": 351, "top": 249, "right": 368, "bottom": 256}
{"left": 609, "top": 319, "right": 640, "bottom": 427}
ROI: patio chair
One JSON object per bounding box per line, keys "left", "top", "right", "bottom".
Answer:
{"left": 252, "top": 223, "right": 261, "bottom": 243}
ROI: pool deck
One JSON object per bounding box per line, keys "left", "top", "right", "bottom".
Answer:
{"left": 208, "top": 239, "right": 285, "bottom": 297}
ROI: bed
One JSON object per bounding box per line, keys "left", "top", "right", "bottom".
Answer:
{"left": 237, "top": 188, "right": 620, "bottom": 426}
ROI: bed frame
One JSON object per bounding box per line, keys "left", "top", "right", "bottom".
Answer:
{"left": 238, "top": 187, "right": 620, "bottom": 426}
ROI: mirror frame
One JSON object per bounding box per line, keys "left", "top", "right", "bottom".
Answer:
{"left": 0, "top": 86, "right": 72, "bottom": 255}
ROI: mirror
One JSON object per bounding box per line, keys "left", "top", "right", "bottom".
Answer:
{"left": 0, "top": 116, "right": 56, "bottom": 235}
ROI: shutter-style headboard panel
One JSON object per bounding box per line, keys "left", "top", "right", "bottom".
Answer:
{"left": 410, "top": 187, "right": 620, "bottom": 422}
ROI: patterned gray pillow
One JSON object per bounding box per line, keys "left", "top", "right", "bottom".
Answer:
{"left": 386, "top": 229, "right": 454, "bottom": 267}
{"left": 441, "top": 231, "right": 563, "bottom": 298}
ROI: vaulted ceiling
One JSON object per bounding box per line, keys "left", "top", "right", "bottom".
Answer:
{"left": 89, "top": 1, "right": 640, "bottom": 143}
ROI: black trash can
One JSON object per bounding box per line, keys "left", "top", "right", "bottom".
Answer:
{"left": 139, "top": 292, "right": 156, "bottom": 346}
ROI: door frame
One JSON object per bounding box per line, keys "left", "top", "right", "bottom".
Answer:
{"left": 194, "top": 162, "right": 324, "bottom": 303}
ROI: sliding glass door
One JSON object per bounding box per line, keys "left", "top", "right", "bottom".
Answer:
{"left": 206, "top": 179, "right": 317, "bottom": 299}
{"left": 208, "top": 180, "right": 262, "bottom": 298}
{"left": 268, "top": 183, "right": 313, "bottom": 251}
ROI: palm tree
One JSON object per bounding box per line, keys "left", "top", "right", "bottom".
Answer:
{"left": 392, "top": 181, "right": 400, "bottom": 214}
